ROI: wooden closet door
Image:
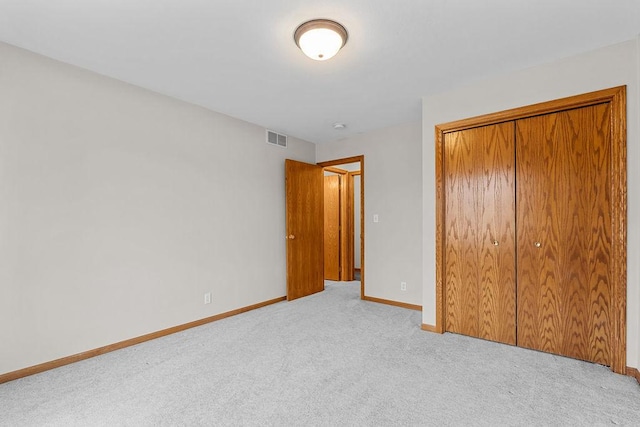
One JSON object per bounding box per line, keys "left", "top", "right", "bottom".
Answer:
{"left": 516, "top": 104, "right": 612, "bottom": 365}
{"left": 444, "top": 122, "right": 516, "bottom": 344}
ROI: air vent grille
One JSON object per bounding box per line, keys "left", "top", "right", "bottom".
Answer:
{"left": 266, "top": 130, "right": 287, "bottom": 148}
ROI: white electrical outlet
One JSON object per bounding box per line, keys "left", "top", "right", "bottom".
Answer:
{"left": 373, "top": 214, "right": 379, "bottom": 223}
{"left": 204, "top": 292, "right": 212, "bottom": 304}
{"left": 401, "top": 282, "right": 407, "bottom": 291}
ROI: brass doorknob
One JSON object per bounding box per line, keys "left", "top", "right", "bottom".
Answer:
{"left": 287, "top": 235, "right": 295, "bottom": 240}
{"left": 492, "top": 240, "right": 499, "bottom": 246}
{"left": 534, "top": 241, "right": 541, "bottom": 248}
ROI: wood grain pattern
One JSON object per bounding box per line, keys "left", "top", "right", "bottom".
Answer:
{"left": 435, "top": 87, "right": 626, "bottom": 374}
{"left": 516, "top": 104, "right": 612, "bottom": 365}
{"left": 324, "top": 175, "right": 341, "bottom": 280}
{"left": 285, "top": 159, "right": 325, "bottom": 300}
{"left": 444, "top": 127, "right": 479, "bottom": 337}
{"left": 478, "top": 123, "right": 517, "bottom": 345}
{"left": 443, "top": 122, "right": 516, "bottom": 344}
{"left": 0, "top": 296, "right": 286, "bottom": 384}
{"left": 435, "top": 127, "right": 446, "bottom": 333}
{"left": 609, "top": 88, "right": 627, "bottom": 374}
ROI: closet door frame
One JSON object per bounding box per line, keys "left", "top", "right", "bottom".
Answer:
{"left": 434, "top": 86, "right": 627, "bottom": 374}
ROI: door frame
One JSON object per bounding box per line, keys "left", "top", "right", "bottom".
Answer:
{"left": 318, "top": 155, "right": 365, "bottom": 299}
{"left": 434, "top": 86, "right": 627, "bottom": 374}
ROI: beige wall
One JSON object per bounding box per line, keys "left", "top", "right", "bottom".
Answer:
{"left": 0, "top": 42, "right": 315, "bottom": 375}
{"left": 317, "top": 121, "right": 423, "bottom": 306}
{"left": 4, "top": 34, "right": 634, "bottom": 377}
{"left": 422, "top": 38, "right": 640, "bottom": 369}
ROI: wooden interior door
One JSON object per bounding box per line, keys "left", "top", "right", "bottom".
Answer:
{"left": 324, "top": 175, "right": 341, "bottom": 280}
{"left": 516, "top": 104, "right": 612, "bottom": 365}
{"left": 444, "top": 122, "right": 516, "bottom": 344}
{"left": 285, "top": 159, "right": 324, "bottom": 300}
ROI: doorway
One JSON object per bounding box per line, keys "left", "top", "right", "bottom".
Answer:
{"left": 284, "top": 155, "right": 365, "bottom": 301}
{"left": 318, "top": 156, "right": 365, "bottom": 299}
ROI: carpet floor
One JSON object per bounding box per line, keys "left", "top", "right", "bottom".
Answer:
{"left": 1, "top": 281, "right": 639, "bottom": 426}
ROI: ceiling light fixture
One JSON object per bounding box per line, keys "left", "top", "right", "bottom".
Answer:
{"left": 294, "top": 19, "right": 348, "bottom": 61}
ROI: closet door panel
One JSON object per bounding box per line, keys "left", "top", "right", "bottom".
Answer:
{"left": 444, "top": 123, "right": 516, "bottom": 344}
{"left": 515, "top": 114, "right": 561, "bottom": 354}
{"left": 516, "top": 104, "right": 611, "bottom": 365}
{"left": 478, "top": 123, "right": 516, "bottom": 344}
{"left": 444, "top": 129, "right": 480, "bottom": 337}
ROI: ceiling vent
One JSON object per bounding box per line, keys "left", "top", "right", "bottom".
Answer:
{"left": 266, "top": 130, "right": 287, "bottom": 148}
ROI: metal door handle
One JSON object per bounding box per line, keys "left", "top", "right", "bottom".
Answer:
{"left": 286, "top": 234, "right": 295, "bottom": 240}
{"left": 492, "top": 240, "right": 499, "bottom": 246}
{"left": 534, "top": 241, "right": 541, "bottom": 248}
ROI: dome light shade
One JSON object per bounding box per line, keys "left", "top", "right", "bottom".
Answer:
{"left": 294, "top": 19, "right": 348, "bottom": 61}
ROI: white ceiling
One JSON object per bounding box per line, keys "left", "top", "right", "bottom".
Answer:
{"left": 1, "top": 0, "right": 639, "bottom": 144}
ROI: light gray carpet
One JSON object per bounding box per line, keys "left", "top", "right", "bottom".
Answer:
{"left": 1, "top": 281, "right": 639, "bottom": 426}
